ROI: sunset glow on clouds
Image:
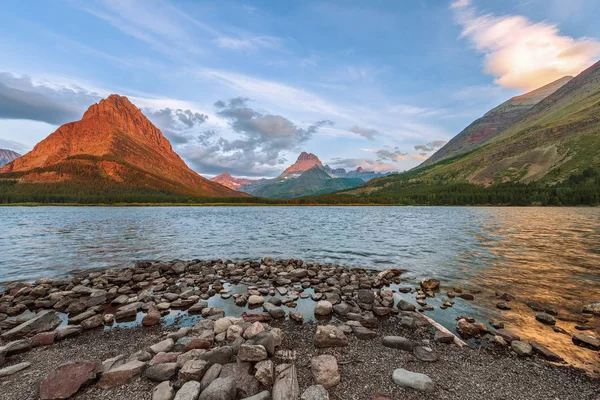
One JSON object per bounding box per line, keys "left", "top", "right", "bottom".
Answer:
{"left": 453, "top": 0, "right": 600, "bottom": 90}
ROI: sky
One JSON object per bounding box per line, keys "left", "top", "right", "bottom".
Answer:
{"left": 1, "top": 0, "right": 599, "bottom": 178}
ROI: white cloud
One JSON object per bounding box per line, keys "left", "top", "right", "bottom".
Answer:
{"left": 452, "top": 1, "right": 600, "bottom": 90}
{"left": 214, "top": 36, "right": 282, "bottom": 51}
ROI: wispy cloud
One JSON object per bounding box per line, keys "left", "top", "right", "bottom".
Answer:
{"left": 214, "top": 36, "right": 282, "bottom": 51}
{"left": 452, "top": 0, "right": 600, "bottom": 90}
{"left": 349, "top": 126, "right": 378, "bottom": 141}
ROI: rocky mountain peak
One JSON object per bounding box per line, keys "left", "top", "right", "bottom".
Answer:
{"left": 281, "top": 152, "right": 323, "bottom": 175}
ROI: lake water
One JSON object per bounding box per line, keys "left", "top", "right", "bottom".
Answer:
{"left": 1, "top": 206, "right": 599, "bottom": 373}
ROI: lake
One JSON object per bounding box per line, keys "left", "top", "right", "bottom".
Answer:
{"left": 0, "top": 206, "right": 599, "bottom": 372}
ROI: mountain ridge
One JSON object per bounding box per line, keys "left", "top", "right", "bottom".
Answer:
{"left": 0, "top": 149, "right": 21, "bottom": 167}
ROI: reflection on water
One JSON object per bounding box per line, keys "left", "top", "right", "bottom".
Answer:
{"left": 0, "top": 206, "right": 598, "bottom": 372}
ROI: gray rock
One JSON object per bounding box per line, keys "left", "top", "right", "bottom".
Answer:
{"left": 255, "top": 360, "right": 274, "bottom": 386}
{"left": 273, "top": 364, "right": 300, "bottom": 400}
{"left": 97, "top": 360, "right": 146, "bottom": 388}
{"left": 200, "top": 363, "right": 222, "bottom": 391}
{"left": 146, "top": 363, "right": 178, "bottom": 382}
{"left": 392, "top": 368, "right": 434, "bottom": 392}
{"left": 242, "top": 391, "right": 271, "bottom": 400}
{"left": 174, "top": 381, "right": 202, "bottom": 400}
{"left": 238, "top": 344, "right": 268, "bottom": 362}
{"left": 535, "top": 312, "right": 556, "bottom": 325}
{"left": 399, "top": 316, "right": 416, "bottom": 329}
{"left": 314, "top": 301, "right": 333, "bottom": 316}
{"left": 314, "top": 325, "right": 348, "bottom": 348}
{"left": 434, "top": 331, "right": 454, "bottom": 344}
{"left": 152, "top": 381, "right": 175, "bottom": 400}
{"left": 199, "top": 346, "right": 234, "bottom": 364}
{"left": 352, "top": 326, "right": 377, "bottom": 340}
{"left": 301, "top": 385, "right": 329, "bottom": 400}
{"left": 511, "top": 340, "right": 533, "bottom": 357}
{"left": 412, "top": 346, "right": 440, "bottom": 362}
{"left": 311, "top": 355, "right": 340, "bottom": 389}
{"left": 1, "top": 339, "right": 31, "bottom": 356}
{"left": 263, "top": 303, "right": 285, "bottom": 319}
{"left": 55, "top": 325, "right": 83, "bottom": 341}
{"left": 572, "top": 334, "right": 600, "bottom": 350}
{"left": 1, "top": 310, "right": 61, "bottom": 340}
{"left": 198, "top": 376, "right": 237, "bottom": 400}
{"left": 357, "top": 289, "right": 375, "bottom": 304}
{"left": 179, "top": 360, "right": 210, "bottom": 381}
{"left": 0, "top": 362, "right": 31, "bottom": 377}
{"left": 150, "top": 338, "right": 175, "bottom": 354}
{"left": 102, "top": 355, "right": 125, "bottom": 372}
{"left": 382, "top": 336, "right": 414, "bottom": 351}
{"left": 246, "top": 332, "right": 276, "bottom": 357}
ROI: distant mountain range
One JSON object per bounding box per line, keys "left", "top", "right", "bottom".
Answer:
{"left": 210, "top": 152, "right": 392, "bottom": 199}
{"left": 0, "top": 149, "right": 21, "bottom": 167}
{"left": 0, "top": 95, "right": 246, "bottom": 202}
{"left": 323, "top": 60, "right": 600, "bottom": 205}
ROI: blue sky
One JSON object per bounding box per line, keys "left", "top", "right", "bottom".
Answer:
{"left": 1, "top": 0, "right": 599, "bottom": 177}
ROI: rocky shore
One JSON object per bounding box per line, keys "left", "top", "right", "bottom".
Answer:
{"left": 0, "top": 258, "right": 598, "bottom": 400}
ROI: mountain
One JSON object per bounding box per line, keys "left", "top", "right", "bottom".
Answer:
{"left": 320, "top": 61, "right": 600, "bottom": 205}
{"left": 0, "top": 149, "right": 21, "bottom": 167}
{"left": 280, "top": 152, "right": 322, "bottom": 177}
{"left": 210, "top": 172, "right": 257, "bottom": 190}
{"left": 248, "top": 165, "right": 364, "bottom": 199}
{"left": 422, "top": 76, "right": 572, "bottom": 167}
{"left": 0, "top": 94, "right": 247, "bottom": 202}
{"left": 323, "top": 165, "right": 390, "bottom": 182}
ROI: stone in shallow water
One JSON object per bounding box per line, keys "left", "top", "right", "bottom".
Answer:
{"left": 39, "top": 362, "right": 101, "bottom": 399}
{"left": 392, "top": 368, "right": 434, "bottom": 392}
{"left": 511, "top": 341, "right": 533, "bottom": 357}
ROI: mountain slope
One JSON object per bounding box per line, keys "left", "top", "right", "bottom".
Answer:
{"left": 280, "top": 152, "right": 322, "bottom": 177}
{"left": 422, "top": 76, "right": 572, "bottom": 166}
{"left": 249, "top": 166, "right": 363, "bottom": 199}
{"left": 210, "top": 172, "right": 257, "bottom": 190}
{"left": 0, "top": 149, "right": 21, "bottom": 167}
{"left": 0, "top": 95, "right": 246, "bottom": 200}
{"left": 324, "top": 61, "right": 600, "bottom": 205}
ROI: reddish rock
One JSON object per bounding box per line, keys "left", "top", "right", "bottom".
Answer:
{"left": 96, "top": 360, "right": 146, "bottom": 388}
{"left": 210, "top": 172, "right": 257, "bottom": 190}
{"left": 184, "top": 338, "right": 212, "bottom": 351}
{"left": 241, "top": 312, "right": 272, "bottom": 323}
{"left": 281, "top": 152, "right": 323, "bottom": 175}
{"left": 39, "top": 362, "right": 100, "bottom": 399}
{"left": 31, "top": 331, "right": 57, "bottom": 347}
{"left": 142, "top": 309, "right": 161, "bottom": 326}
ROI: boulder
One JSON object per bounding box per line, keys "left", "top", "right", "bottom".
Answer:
{"left": 40, "top": 362, "right": 101, "bottom": 400}
{"left": 511, "top": 341, "right": 533, "bottom": 357}
{"left": 200, "top": 363, "right": 222, "bottom": 391}
{"left": 352, "top": 326, "right": 377, "bottom": 340}
{"left": 152, "top": 381, "right": 175, "bottom": 400}
{"left": 301, "top": 385, "right": 329, "bottom": 400}
{"left": 238, "top": 344, "right": 268, "bottom": 362}
{"left": 396, "top": 299, "right": 415, "bottom": 312}
{"left": 311, "top": 355, "right": 340, "bottom": 389}
{"left": 199, "top": 346, "right": 233, "bottom": 364}
{"left": 273, "top": 364, "right": 300, "bottom": 400}
{"left": 572, "top": 334, "right": 600, "bottom": 350}
{"left": 247, "top": 331, "right": 276, "bottom": 357}
{"left": 255, "top": 360, "right": 274, "bottom": 386}
{"left": 1, "top": 310, "right": 61, "bottom": 340}
{"left": 179, "top": 360, "right": 210, "bottom": 381}
{"left": 314, "top": 301, "right": 333, "bottom": 316}
{"left": 97, "top": 360, "right": 146, "bottom": 388}
{"left": 174, "top": 381, "right": 202, "bottom": 400}
{"left": 146, "top": 363, "right": 178, "bottom": 382}
{"left": 392, "top": 368, "right": 434, "bottom": 392}
{"left": 314, "top": 325, "right": 348, "bottom": 348}
{"left": 198, "top": 376, "right": 237, "bottom": 400}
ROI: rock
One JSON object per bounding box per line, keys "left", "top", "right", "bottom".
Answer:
{"left": 392, "top": 368, "right": 434, "bottom": 392}
{"left": 382, "top": 336, "right": 414, "bottom": 351}
{"left": 31, "top": 331, "right": 56, "bottom": 347}
{"left": 530, "top": 341, "right": 563, "bottom": 362}
{"left": 458, "top": 293, "right": 474, "bottom": 300}
{"left": 535, "top": 312, "right": 556, "bottom": 325}
{"left": 314, "top": 301, "right": 333, "bottom": 316}
{"left": 496, "top": 329, "right": 520, "bottom": 343}
{"left": 397, "top": 299, "right": 416, "bottom": 312}
{"left": 146, "top": 363, "right": 179, "bottom": 382}
{"left": 244, "top": 321, "right": 265, "bottom": 339}
{"left": 199, "top": 346, "right": 234, "bottom": 364}
{"left": 496, "top": 302, "right": 511, "bottom": 310}
{"left": 290, "top": 311, "right": 304, "bottom": 322}
{"left": 248, "top": 295, "right": 265, "bottom": 305}
{"left": 214, "top": 317, "right": 234, "bottom": 334}
{"left": 489, "top": 319, "right": 505, "bottom": 329}
{"left": 1, "top": 310, "right": 61, "bottom": 340}
{"left": 311, "top": 355, "right": 340, "bottom": 389}
{"left": 184, "top": 338, "right": 212, "bottom": 351}
{"left": 0, "top": 362, "right": 31, "bottom": 377}
{"left": 511, "top": 341, "right": 533, "bottom": 357}
{"left": 273, "top": 364, "right": 300, "bottom": 400}
{"left": 150, "top": 338, "right": 175, "bottom": 354}
{"left": 233, "top": 362, "right": 261, "bottom": 398}
{"left": 174, "top": 381, "right": 202, "bottom": 400}
{"left": 315, "top": 325, "right": 348, "bottom": 348}
{"left": 2, "top": 339, "right": 31, "bottom": 356}
{"left": 243, "top": 391, "right": 271, "bottom": 400}
{"left": 420, "top": 278, "right": 440, "bottom": 290}
{"left": 412, "top": 346, "right": 439, "bottom": 362}
{"left": 582, "top": 302, "right": 600, "bottom": 315}
{"left": 238, "top": 344, "right": 268, "bottom": 362}
{"left": 153, "top": 381, "right": 175, "bottom": 400}
{"left": 353, "top": 326, "right": 377, "bottom": 340}
{"left": 168, "top": 327, "right": 192, "bottom": 340}
{"left": 39, "top": 362, "right": 100, "bottom": 400}
{"left": 200, "top": 363, "right": 222, "bottom": 391}
{"left": 81, "top": 314, "right": 104, "bottom": 330}
{"left": 572, "top": 334, "right": 600, "bottom": 350}
{"left": 143, "top": 309, "right": 162, "bottom": 326}
{"left": 456, "top": 319, "right": 484, "bottom": 338}
{"left": 129, "top": 350, "right": 153, "bottom": 362}
{"left": 54, "top": 325, "right": 83, "bottom": 341}
{"left": 301, "top": 385, "right": 329, "bottom": 400}
{"left": 247, "top": 331, "right": 276, "bottom": 357}
{"left": 198, "top": 376, "right": 237, "bottom": 400}
{"left": 399, "top": 316, "right": 415, "bottom": 329}
{"left": 179, "top": 359, "right": 210, "bottom": 381}
{"left": 434, "top": 331, "right": 454, "bottom": 344}
{"left": 102, "top": 355, "right": 125, "bottom": 372}
{"left": 357, "top": 289, "right": 375, "bottom": 304}
{"left": 97, "top": 360, "right": 146, "bottom": 388}
{"left": 255, "top": 360, "right": 274, "bottom": 386}
{"left": 263, "top": 302, "right": 285, "bottom": 319}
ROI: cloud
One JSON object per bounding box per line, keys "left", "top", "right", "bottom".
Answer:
{"left": 213, "top": 36, "right": 282, "bottom": 51}
{"left": 144, "top": 107, "right": 208, "bottom": 144}
{"left": 349, "top": 126, "right": 378, "bottom": 140}
{"left": 411, "top": 153, "right": 429, "bottom": 161}
{"left": 0, "top": 72, "right": 101, "bottom": 125}
{"left": 414, "top": 140, "right": 447, "bottom": 152}
{"left": 0, "top": 138, "right": 28, "bottom": 153}
{"left": 179, "top": 97, "right": 334, "bottom": 176}
{"left": 452, "top": 1, "right": 600, "bottom": 90}
{"left": 376, "top": 148, "right": 408, "bottom": 162}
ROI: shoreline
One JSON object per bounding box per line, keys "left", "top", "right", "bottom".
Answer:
{"left": 1, "top": 258, "right": 598, "bottom": 399}
{"left": 1, "top": 203, "right": 599, "bottom": 207}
